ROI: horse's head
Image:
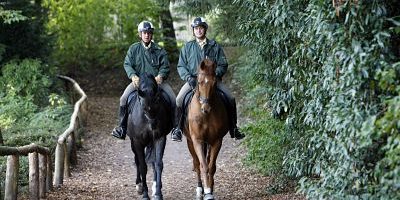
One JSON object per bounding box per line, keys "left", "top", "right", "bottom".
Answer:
{"left": 196, "top": 59, "right": 217, "bottom": 114}
{"left": 137, "top": 73, "right": 160, "bottom": 121}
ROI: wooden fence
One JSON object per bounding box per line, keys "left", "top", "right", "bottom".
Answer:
{"left": 0, "top": 75, "right": 88, "bottom": 199}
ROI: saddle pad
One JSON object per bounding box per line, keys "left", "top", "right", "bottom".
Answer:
{"left": 182, "top": 89, "right": 230, "bottom": 124}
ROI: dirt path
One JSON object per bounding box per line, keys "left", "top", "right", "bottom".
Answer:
{"left": 44, "top": 67, "right": 303, "bottom": 200}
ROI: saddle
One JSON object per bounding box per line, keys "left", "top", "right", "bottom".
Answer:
{"left": 182, "top": 89, "right": 231, "bottom": 126}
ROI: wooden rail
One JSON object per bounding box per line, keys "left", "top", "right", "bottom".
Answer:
{"left": 0, "top": 144, "right": 52, "bottom": 200}
{"left": 0, "top": 75, "right": 88, "bottom": 199}
{"left": 54, "top": 75, "right": 88, "bottom": 186}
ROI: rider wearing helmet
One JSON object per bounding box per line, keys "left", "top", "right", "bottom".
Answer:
{"left": 111, "top": 21, "right": 176, "bottom": 140}
{"left": 170, "top": 17, "right": 245, "bottom": 142}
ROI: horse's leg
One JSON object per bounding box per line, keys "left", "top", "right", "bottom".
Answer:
{"left": 135, "top": 146, "right": 149, "bottom": 199}
{"left": 151, "top": 162, "right": 156, "bottom": 196}
{"left": 152, "top": 136, "right": 166, "bottom": 200}
{"left": 187, "top": 138, "right": 203, "bottom": 198}
{"left": 131, "top": 140, "right": 143, "bottom": 195}
{"left": 192, "top": 139, "right": 213, "bottom": 198}
{"left": 208, "top": 139, "right": 223, "bottom": 194}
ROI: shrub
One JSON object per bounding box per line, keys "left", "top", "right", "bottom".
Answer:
{"left": 235, "top": 0, "right": 400, "bottom": 198}
{"left": 0, "top": 59, "right": 53, "bottom": 105}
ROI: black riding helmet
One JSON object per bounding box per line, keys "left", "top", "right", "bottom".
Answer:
{"left": 191, "top": 17, "right": 208, "bottom": 30}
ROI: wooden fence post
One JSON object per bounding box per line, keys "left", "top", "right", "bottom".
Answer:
{"left": 29, "top": 152, "right": 39, "bottom": 200}
{"left": 5, "top": 155, "right": 18, "bottom": 200}
{"left": 54, "top": 143, "right": 65, "bottom": 187}
{"left": 39, "top": 154, "right": 47, "bottom": 198}
{"left": 46, "top": 154, "right": 53, "bottom": 191}
{"left": 63, "top": 143, "right": 71, "bottom": 178}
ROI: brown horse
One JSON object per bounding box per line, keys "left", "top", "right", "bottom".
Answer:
{"left": 184, "top": 59, "right": 230, "bottom": 200}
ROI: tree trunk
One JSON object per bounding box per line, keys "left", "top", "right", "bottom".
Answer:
{"left": 0, "top": 129, "right": 3, "bottom": 145}
{"left": 159, "top": 0, "right": 179, "bottom": 65}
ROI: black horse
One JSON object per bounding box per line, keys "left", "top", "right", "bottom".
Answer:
{"left": 127, "top": 73, "right": 173, "bottom": 200}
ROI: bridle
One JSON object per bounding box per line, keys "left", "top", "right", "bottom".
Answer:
{"left": 196, "top": 72, "right": 215, "bottom": 106}
{"left": 138, "top": 88, "right": 160, "bottom": 121}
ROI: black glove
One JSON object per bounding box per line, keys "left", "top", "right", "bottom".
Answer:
{"left": 187, "top": 76, "right": 197, "bottom": 89}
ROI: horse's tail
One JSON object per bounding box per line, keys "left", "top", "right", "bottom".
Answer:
{"left": 145, "top": 143, "right": 155, "bottom": 163}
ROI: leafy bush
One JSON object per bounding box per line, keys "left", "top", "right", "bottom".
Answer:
{"left": 1, "top": 95, "right": 72, "bottom": 197}
{"left": 234, "top": 0, "right": 400, "bottom": 199}
{"left": 0, "top": 92, "right": 37, "bottom": 129}
{"left": 242, "top": 109, "right": 286, "bottom": 176}
{"left": 43, "top": 0, "right": 159, "bottom": 70}
{"left": 4, "top": 103, "right": 72, "bottom": 147}
{"left": 0, "top": 58, "right": 72, "bottom": 198}
{"left": 0, "top": 59, "right": 52, "bottom": 105}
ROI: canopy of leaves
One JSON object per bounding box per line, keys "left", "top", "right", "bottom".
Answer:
{"left": 0, "top": 0, "right": 51, "bottom": 64}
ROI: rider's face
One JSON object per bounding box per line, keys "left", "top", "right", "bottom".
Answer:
{"left": 193, "top": 26, "right": 206, "bottom": 39}
{"left": 140, "top": 31, "right": 153, "bottom": 43}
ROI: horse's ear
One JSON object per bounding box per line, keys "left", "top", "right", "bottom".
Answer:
{"left": 211, "top": 60, "right": 217, "bottom": 70}
{"left": 200, "top": 60, "right": 206, "bottom": 71}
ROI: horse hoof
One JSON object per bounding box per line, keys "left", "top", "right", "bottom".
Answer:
{"left": 204, "top": 193, "right": 214, "bottom": 200}
{"left": 153, "top": 194, "right": 163, "bottom": 200}
{"left": 136, "top": 183, "right": 143, "bottom": 195}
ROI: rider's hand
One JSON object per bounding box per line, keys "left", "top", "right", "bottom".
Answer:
{"left": 155, "top": 75, "right": 163, "bottom": 85}
{"left": 187, "top": 76, "right": 197, "bottom": 89}
{"left": 131, "top": 75, "right": 140, "bottom": 88}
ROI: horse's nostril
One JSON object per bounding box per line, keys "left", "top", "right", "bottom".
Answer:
{"left": 201, "top": 106, "right": 211, "bottom": 114}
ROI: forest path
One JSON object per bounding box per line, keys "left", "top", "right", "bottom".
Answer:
{"left": 44, "top": 66, "right": 302, "bottom": 200}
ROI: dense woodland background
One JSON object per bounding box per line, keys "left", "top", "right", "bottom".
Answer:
{"left": 1, "top": 0, "right": 399, "bottom": 199}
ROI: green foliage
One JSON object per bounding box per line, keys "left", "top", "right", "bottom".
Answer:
{"left": 0, "top": 59, "right": 55, "bottom": 129}
{"left": 0, "top": 0, "right": 51, "bottom": 64}
{"left": 0, "top": 92, "right": 38, "bottom": 129}
{"left": 0, "top": 6, "right": 27, "bottom": 24}
{"left": 233, "top": 0, "right": 400, "bottom": 199}
{"left": 369, "top": 85, "right": 400, "bottom": 199}
{"left": 174, "top": 0, "right": 212, "bottom": 16}
{"left": 242, "top": 108, "right": 286, "bottom": 176}
{"left": 1, "top": 96, "right": 72, "bottom": 195}
{"left": 3, "top": 103, "right": 72, "bottom": 147}
{"left": 43, "top": 0, "right": 160, "bottom": 70}
{"left": 0, "top": 59, "right": 53, "bottom": 105}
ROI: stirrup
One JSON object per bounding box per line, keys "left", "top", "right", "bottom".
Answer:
{"left": 111, "top": 127, "right": 126, "bottom": 140}
{"left": 171, "top": 128, "right": 182, "bottom": 142}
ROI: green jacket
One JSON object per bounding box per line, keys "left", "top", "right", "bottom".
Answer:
{"left": 124, "top": 41, "right": 170, "bottom": 79}
{"left": 177, "top": 39, "right": 228, "bottom": 81}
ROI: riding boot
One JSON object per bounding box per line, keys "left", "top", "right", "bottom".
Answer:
{"left": 111, "top": 105, "right": 128, "bottom": 140}
{"left": 170, "top": 106, "right": 183, "bottom": 142}
{"left": 229, "top": 101, "right": 245, "bottom": 140}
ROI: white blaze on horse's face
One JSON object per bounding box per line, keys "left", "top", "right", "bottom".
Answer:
{"left": 197, "top": 73, "right": 216, "bottom": 114}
